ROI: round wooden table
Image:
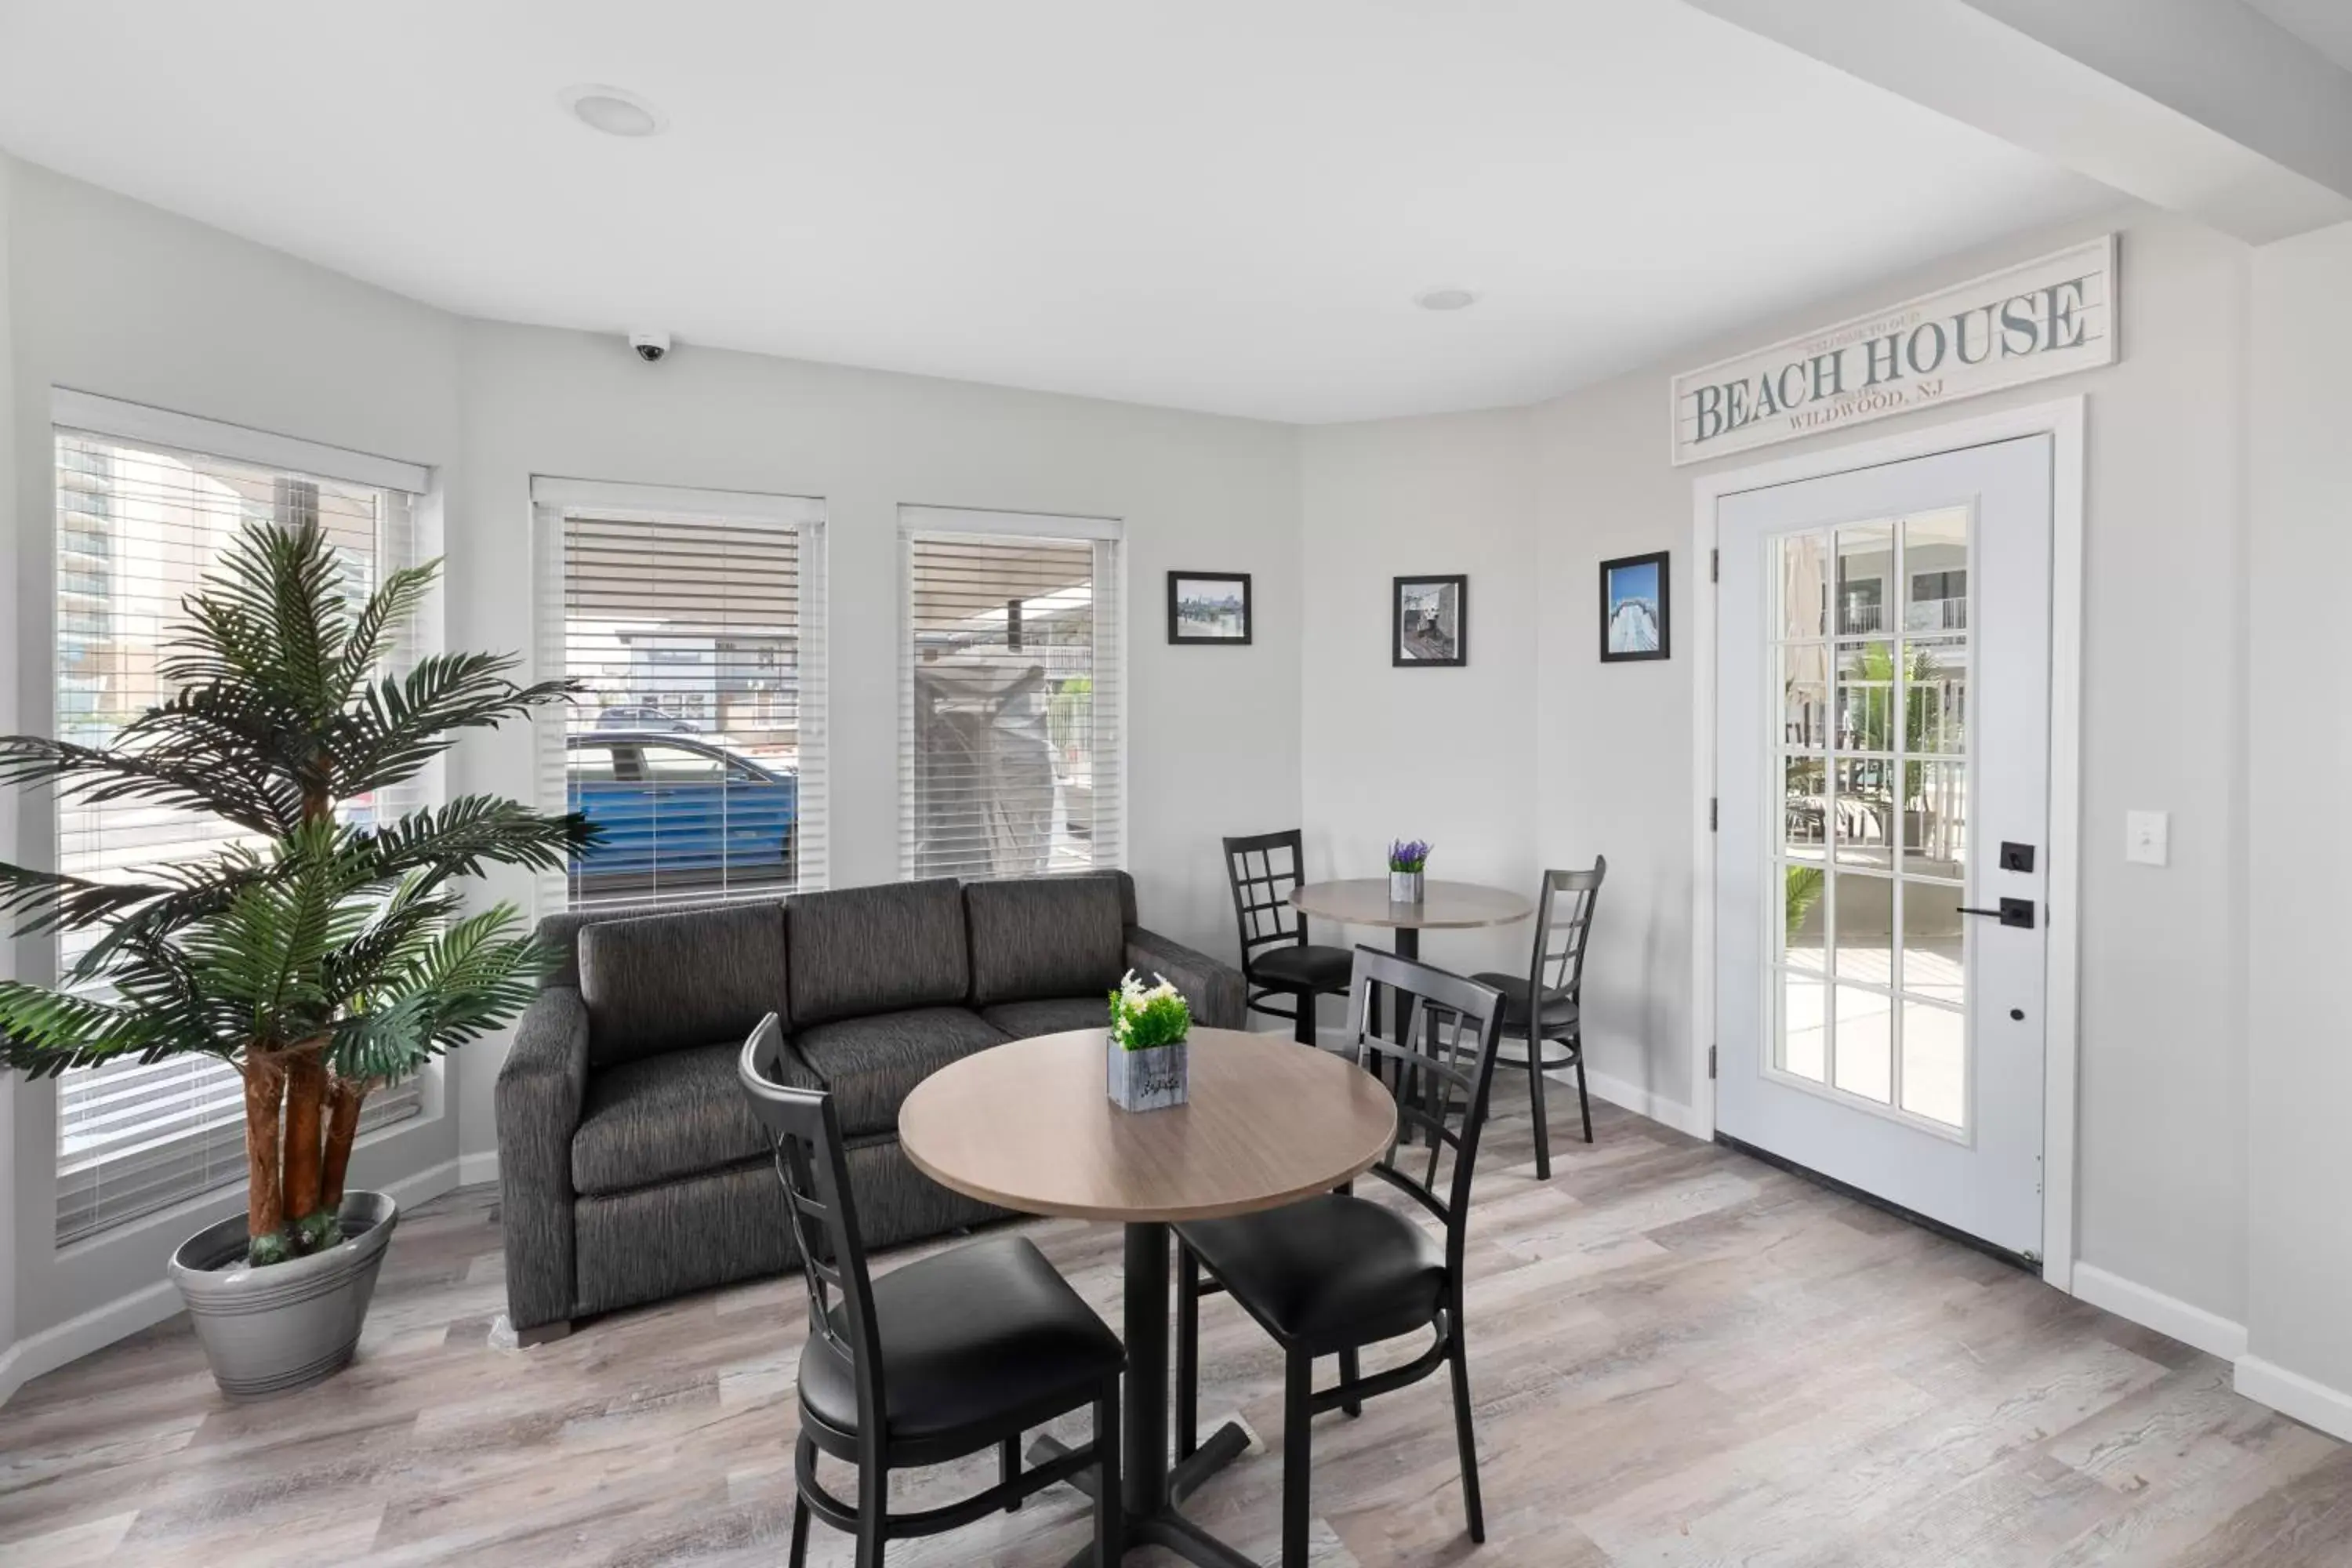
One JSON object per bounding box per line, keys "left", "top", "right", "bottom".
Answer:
{"left": 1288, "top": 877, "right": 1534, "bottom": 964}
{"left": 900, "top": 1027, "right": 1398, "bottom": 1568}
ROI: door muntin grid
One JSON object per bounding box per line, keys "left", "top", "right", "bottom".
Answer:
{"left": 1769, "top": 506, "right": 1973, "bottom": 1136}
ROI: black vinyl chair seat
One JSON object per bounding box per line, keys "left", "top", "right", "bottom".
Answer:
{"left": 798, "top": 1235, "right": 1126, "bottom": 1447}
{"left": 1468, "top": 971, "right": 1581, "bottom": 1033}
{"left": 1176, "top": 1192, "right": 1444, "bottom": 1350}
{"left": 1250, "top": 942, "right": 1356, "bottom": 994}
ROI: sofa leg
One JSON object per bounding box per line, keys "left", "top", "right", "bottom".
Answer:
{"left": 517, "top": 1319, "right": 573, "bottom": 1347}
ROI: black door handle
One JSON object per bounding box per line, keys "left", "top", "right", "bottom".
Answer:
{"left": 1957, "top": 898, "right": 2036, "bottom": 930}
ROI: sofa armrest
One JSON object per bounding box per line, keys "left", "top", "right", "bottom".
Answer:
{"left": 495, "top": 985, "right": 590, "bottom": 1333}
{"left": 1125, "top": 925, "right": 1247, "bottom": 1031}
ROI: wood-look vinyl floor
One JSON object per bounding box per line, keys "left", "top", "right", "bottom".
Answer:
{"left": 5, "top": 1083, "right": 2348, "bottom": 1567}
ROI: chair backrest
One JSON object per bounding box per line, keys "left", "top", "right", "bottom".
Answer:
{"left": 1339, "top": 948, "right": 1507, "bottom": 1280}
{"left": 1526, "top": 857, "right": 1606, "bottom": 1007}
{"left": 1223, "top": 829, "right": 1313, "bottom": 965}
{"left": 737, "top": 1014, "right": 885, "bottom": 1440}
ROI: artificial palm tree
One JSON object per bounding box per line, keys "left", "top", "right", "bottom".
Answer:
{"left": 0, "top": 521, "right": 593, "bottom": 1265}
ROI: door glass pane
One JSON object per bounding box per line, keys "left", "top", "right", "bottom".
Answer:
{"left": 1781, "top": 865, "right": 1826, "bottom": 972}
{"left": 1831, "top": 871, "right": 1894, "bottom": 985}
{"left": 1904, "top": 510, "right": 1969, "bottom": 632}
{"left": 1832, "top": 985, "right": 1893, "bottom": 1103}
{"left": 1779, "top": 972, "right": 1826, "bottom": 1083}
{"left": 1905, "top": 638, "right": 1968, "bottom": 754}
{"left": 1782, "top": 644, "right": 1830, "bottom": 749}
{"left": 1836, "top": 643, "right": 1899, "bottom": 753}
{"left": 1780, "top": 533, "right": 1829, "bottom": 639}
{"left": 1836, "top": 521, "right": 1896, "bottom": 637}
{"left": 1834, "top": 758, "right": 1895, "bottom": 869}
{"left": 1904, "top": 882, "right": 1965, "bottom": 1004}
{"left": 1905, "top": 760, "right": 1967, "bottom": 872}
{"left": 1900, "top": 1001, "right": 1965, "bottom": 1126}
{"left": 1784, "top": 755, "right": 1828, "bottom": 858}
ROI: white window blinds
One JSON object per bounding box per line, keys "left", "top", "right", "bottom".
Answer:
{"left": 899, "top": 508, "right": 1123, "bottom": 881}
{"left": 532, "top": 480, "right": 827, "bottom": 913}
{"left": 52, "top": 413, "right": 428, "bottom": 1244}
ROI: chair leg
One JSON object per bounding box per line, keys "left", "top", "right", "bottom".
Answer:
{"left": 1094, "top": 1381, "right": 1123, "bottom": 1565}
{"left": 1293, "top": 986, "right": 1316, "bottom": 1045}
{"left": 1337, "top": 1348, "right": 1362, "bottom": 1417}
{"left": 1175, "top": 1243, "right": 1200, "bottom": 1461}
{"left": 1575, "top": 1040, "right": 1594, "bottom": 1144}
{"left": 855, "top": 1456, "right": 887, "bottom": 1568}
{"left": 788, "top": 1490, "right": 811, "bottom": 1568}
{"left": 1446, "top": 1319, "right": 1485, "bottom": 1544}
{"left": 1283, "top": 1352, "right": 1313, "bottom": 1568}
{"left": 1000, "top": 1435, "right": 1020, "bottom": 1512}
{"left": 1526, "top": 1033, "right": 1553, "bottom": 1180}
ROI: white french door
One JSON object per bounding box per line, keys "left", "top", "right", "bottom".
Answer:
{"left": 1714, "top": 436, "right": 2053, "bottom": 1260}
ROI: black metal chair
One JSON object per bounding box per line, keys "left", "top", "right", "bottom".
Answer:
{"left": 1223, "top": 829, "right": 1352, "bottom": 1045}
{"left": 738, "top": 1016, "right": 1125, "bottom": 1567}
{"left": 1173, "top": 950, "right": 1507, "bottom": 1567}
{"left": 1472, "top": 858, "right": 1605, "bottom": 1179}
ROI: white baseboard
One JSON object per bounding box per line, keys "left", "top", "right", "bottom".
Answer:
{"left": 2235, "top": 1356, "right": 2352, "bottom": 1444}
{"left": 2071, "top": 1262, "right": 2249, "bottom": 1361}
{"left": 1564, "top": 1065, "right": 1711, "bottom": 1142}
{"left": 0, "top": 1156, "right": 466, "bottom": 1409}
{"left": 457, "top": 1150, "right": 500, "bottom": 1189}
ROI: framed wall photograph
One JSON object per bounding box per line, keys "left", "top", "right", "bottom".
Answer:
{"left": 1167, "top": 571, "right": 1252, "bottom": 644}
{"left": 1599, "top": 550, "right": 1670, "bottom": 662}
{"left": 1393, "top": 574, "right": 1467, "bottom": 667}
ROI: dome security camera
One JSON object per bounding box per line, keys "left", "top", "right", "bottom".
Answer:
{"left": 630, "top": 330, "right": 672, "bottom": 363}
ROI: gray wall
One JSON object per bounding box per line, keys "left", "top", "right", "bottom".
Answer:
{"left": 1299, "top": 209, "right": 2259, "bottom": 1329}
{"left": 2246, "top": 220, "right": 2352, "bottom": 1405}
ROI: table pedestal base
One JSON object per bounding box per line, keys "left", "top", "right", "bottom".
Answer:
{"left": 1026, "top": 1222, "right": 1261, "bottom": 1566}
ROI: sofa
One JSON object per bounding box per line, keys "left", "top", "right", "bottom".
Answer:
{"left": 495, "top": 869, "right": 1244, "bottom": 1341}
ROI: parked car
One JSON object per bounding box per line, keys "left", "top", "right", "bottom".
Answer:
{"left": 592, "top": 704, "right": 703, "bottom": 734}
{"left": 566, "top": 731, "right": 796, "bottom": 894}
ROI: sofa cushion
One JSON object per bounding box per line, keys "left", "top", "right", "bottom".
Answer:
{"left": 965, "top": 876, "right": 1127, "bottom": 1007}
{"left": 793, "top": 1007, "right": 1009, "bottom": 1137}
{"left": 787, "top": 879, "right": 970, "bottom": 1028}
{"left": 571, "top": 1038, "right": 797, "bottom": 1196}
{"left": 978, "top": 996, "right": 1111, "bottom": 1040}
{"left": 578, "top": 902, "right": 788, "bottom": 1069}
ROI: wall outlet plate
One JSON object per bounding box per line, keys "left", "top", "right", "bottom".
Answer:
{"left": 2125, "top": 810, "right": 2169, "bottom": 867}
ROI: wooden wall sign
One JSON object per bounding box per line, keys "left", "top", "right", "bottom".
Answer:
{"left": 1671, "top": 235, "right": 2116, "bottom": 466}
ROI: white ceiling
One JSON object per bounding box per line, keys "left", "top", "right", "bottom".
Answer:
{"left": 0, "top": 1, "right": 2118, "bottom": 423}
{"left": 2245, "top": 0, "right": 2352, "bottom": 74}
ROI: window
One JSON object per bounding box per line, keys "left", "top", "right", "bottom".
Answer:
{"left": 534, "top": 480, "right": 826, "bottom": 912}
{"left": 899, "top": 507, "right": 1123, "bottom": 880}
{"left": 50, "top": 396, "right": 430, "bottom": 1243}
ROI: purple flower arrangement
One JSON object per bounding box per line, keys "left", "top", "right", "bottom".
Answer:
{"left": 1386, "top": 839, "right": 1432, "bottom": 873}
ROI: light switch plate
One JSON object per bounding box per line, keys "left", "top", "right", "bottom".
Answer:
{"left": 2125, "top": 810, "right": 2169, "bottom": 867}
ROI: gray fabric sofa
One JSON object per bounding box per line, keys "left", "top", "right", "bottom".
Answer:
{"left": 495, "top": 869, "right": 1244, "bottom": 1341}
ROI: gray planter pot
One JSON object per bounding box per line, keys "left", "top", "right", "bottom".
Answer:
{"left": 1107, "top": 1033, "right": 1189, "bottom": 1112}
{"left": 167, "top": 1191, "right": 398, "bottom": 1400}
{"left": 1388, "top": 869, "right": 1425, "bottom": 904}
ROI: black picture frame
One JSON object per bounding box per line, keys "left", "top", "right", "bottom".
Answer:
{"left": 1167, "top": 571, "right": 1253, "bottom": 645}
{"left": 1392, "top": 574, "right": 1468, "bottom": 667}
{"left": 1599, "top": 550, "right": 1671, "bottom": 662}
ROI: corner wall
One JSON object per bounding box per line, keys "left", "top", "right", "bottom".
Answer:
{"left": 2242, "top": 220, "right": 2352, "bottom": 1436}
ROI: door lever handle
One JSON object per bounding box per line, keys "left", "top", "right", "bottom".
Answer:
{"left": 1957, "top": 898, "right": 2036, "bottom": 930}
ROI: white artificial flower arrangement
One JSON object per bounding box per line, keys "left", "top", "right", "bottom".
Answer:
{"left": 1108, "top": 969, "right": 1192, "bottom": 1051}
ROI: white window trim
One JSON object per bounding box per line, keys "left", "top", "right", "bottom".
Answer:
{"left": 897, "top": 505, "right": 1127, "bottom": 882}
{"left": 50, "top": 388, "right": 431, "bottom": 495}
{"left": 531, "top": 477, "right": 829, "bottom": 916}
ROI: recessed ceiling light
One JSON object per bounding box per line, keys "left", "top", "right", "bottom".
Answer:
{"left": 1414, "top": 286, "right": 1481, "bottom": 312}
{"left": 559, "top": 83, "right": 669, "bottom": 138}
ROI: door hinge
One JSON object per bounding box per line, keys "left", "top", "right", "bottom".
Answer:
{"left": 1709, "top": 797, "right": 1719, "bottom": 832}
{"left": 1710, "top": 547, "right": 1719, "bottom": 583}
{"left": 1708, "top": 1044, "right": 1719, "bottom": 1080}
